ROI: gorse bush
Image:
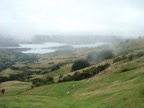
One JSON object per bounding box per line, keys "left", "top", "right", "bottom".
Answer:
{"left": 51, "top": 65, "right": 60, "bottom": 71}
{"left": 46, "top": 76, "right": 54, "bottom": 84}
{"left": 71, "top": 59, "right": 90, "bottom": 71}
{"left": 1, "top": 89, "right": 5, "bottom": 95}
{"left": 32, "top": 76, "right": 54, "bottom": 87}
{"left": 32, "top": 78, "right": 46, "bottom": 87}
{"left": 59, "top": 63, "right": 110, "bottom": 82}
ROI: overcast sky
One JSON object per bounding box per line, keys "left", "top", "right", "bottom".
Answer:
{"left": 0, "top": 0, "right": 144, "bottom": 39}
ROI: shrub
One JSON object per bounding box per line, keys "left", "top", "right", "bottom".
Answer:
{"left": 59, "top": 63, "right": 110, "bottom": 82}
{"left": 51, "top": 65, "right": 60, "bottom": 71}
{"left": 71, "top": 59, "right": 90, "bottom": 71}
{"left": 10, "top": 66, "right": 20, "bottom": 70}
{"left": 31, "top": 78, "right": 46, "bottom": 87}
{"left": 121, "top": 68, "right": 129, "bottom": 72}
{"left": 128, "top": 54, "right": 133, "bottom": 61}
{"left": 113, "top": 56, "right": 126, "bottom": 63}
{"left": 46, "top": 76, "right": 54, "bottom": 84}
{"left": 135, "top": 52, "right": 144, "bottom": 57}
{"left": 59, "top": 75, "right": 74, "bottom": 82}
{"left": 1, "top": 89, "right": 5, "bottom": 95}
{"left": 0, "top": 76, "right": 9, "bottom": 83}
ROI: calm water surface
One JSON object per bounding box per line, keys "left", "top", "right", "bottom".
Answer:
{"left": 2, "top": 42, "right": 107, "bottom": 54}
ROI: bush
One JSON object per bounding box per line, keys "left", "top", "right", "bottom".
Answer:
{"left": 128, "top": 54, "right": 133, "bottom": 61}
{"left": 1, "top": 89, "right": 5, "bottom": 95}
{"left": 0, "top": 76, "right": 10, "bottom": 83}
{"left": 51, "top": 65, "right": 60, "bottom": 71}
{"left": 71, "top": 59, "right": 90, "bottom": 71}
{"left": 31, "top": 76, "right": 54, "bottom": 87}
{"left": 59, "top": 75, "right": 74, "bottom": 82}
{"left": 135, "top": 52, "right": 144, "bottom": 57}
{"left": 31, "top": 78, "right": 46, "bottom": 87}
{"left": 59, "top": 63, "right": 110, "bottom": 82}
{"left": 121, "top": 68, "right": 129, "bottom": 72}
{"left": 46, "top": 76, "right": 54, "bottom": 84}
{"left": 113, "top": 56, "right": 126, "bottom": 63}
{"left": 10, "top": 66, "right": 20, "bottom": 70}
{"left": 87, "top": 50, "right": 113, "bottom": 64}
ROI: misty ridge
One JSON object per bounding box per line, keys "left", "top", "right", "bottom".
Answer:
{"left": 0, "top": 34, "right": 125, "bottom": 46}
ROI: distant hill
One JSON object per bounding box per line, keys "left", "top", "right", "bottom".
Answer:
{"left": 0, "top": 35, "right": 19, "bottom": 47}
{"left": 32, "top": 35, "right": 124, "bottom": 44}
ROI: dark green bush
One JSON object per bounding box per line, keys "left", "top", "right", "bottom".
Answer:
{"left": 1, "top": 89, "right": 5, "bottom": 95}
{"left": 46, "top": 76, "right": 54, "bottom": 84}
{"left": 135, "top": 52, "right": 144, "bottom": 57}
{"left": 121, "top": 68, "right": 129, "bottom": 72}
{"left": 71, "top": 59, "right": 90, "bottom": 71}
{"left": 31, "top": 78, "right": 46, "bottom": 87}
{"left": 51, "top": 65, "right": 60, "bottom": 71}
{"left": 59, "top": 63, "right": 110, "bottom": 82}
{"left": 59, "top": 75, "right": 74, "bottom": 82}
{"left": 0, "top": 76, "right": 9, "bottom": 83}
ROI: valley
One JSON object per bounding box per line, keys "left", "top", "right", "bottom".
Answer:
{"left": 0, "top": 37, "right": 144, "bottom": 108}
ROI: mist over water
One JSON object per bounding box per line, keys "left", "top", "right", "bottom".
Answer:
{"left": 20, "top": 42, "right": 107, "bottom": 54}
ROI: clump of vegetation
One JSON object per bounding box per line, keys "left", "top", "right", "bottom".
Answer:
{"left": 87, "top": 50, "right": 113, "bottom": 64}
{"left": 59, "top": 63, "right": 110, "bottom": 82}
{"left": 0, "top": 76, "right": 10, "bottom": 83}
{"left": 31, "top": 78, "right": 46, "bottom": 87}
{"left": 31, "top": 76, "right": 54, "bottom": 87}
{"left": 71, "top": 59, "right": 90, "bottom": 71}
{"left": 113, "top": 55, "right": 126, "bottom": 63}
{"left": 46, "top": 76, "right": 54, "bottom": 84}
{"left": 0, "top": 49, "right": 38, "bottom": 72}
{"left": 1, "top": 89, "right": 5, "bottom": 95}
{"left": 128, "top": 54, "right": 133, "bottom": 61}
{"left": 135, "top": 51, "right": 144, "bottom": 57}
{"left": 51, "top": 65, "right": 60, "bottom": 71}
{"left": 121, "top": 68, "right": 130, "bottom": 72}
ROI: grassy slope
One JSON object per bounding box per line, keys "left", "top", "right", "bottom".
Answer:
{"left": 0, "top": 38, "right": 144, "bottom": 108}
{"left": 0, "top": 56, "right": 144, "bottom": 108}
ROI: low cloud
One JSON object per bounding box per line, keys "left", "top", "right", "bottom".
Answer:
{"left": 0, "top": 0, "right": 144, "bottom": 39}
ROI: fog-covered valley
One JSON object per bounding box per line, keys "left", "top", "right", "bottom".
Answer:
{"left": 0, "top": 0, "right": 144, "bottom": 108}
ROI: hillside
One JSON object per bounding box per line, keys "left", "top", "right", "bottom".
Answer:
{"left": 0, "top": 37, "right": 144, "bottom": 108}
{"left": 0, "top": 36, "right": 19, "bottom": 47}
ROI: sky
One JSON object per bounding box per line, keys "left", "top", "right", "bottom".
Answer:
{"left": 0, "top": 0, "right": 144, "bottom": 39}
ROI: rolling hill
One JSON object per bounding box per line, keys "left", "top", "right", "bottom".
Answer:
{"left": 0, "top": 37, "right": 144, "bottom": 108}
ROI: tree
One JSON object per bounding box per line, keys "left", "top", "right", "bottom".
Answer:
{"left": 71, "top": 59, "right": 90, "bottom": 71}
